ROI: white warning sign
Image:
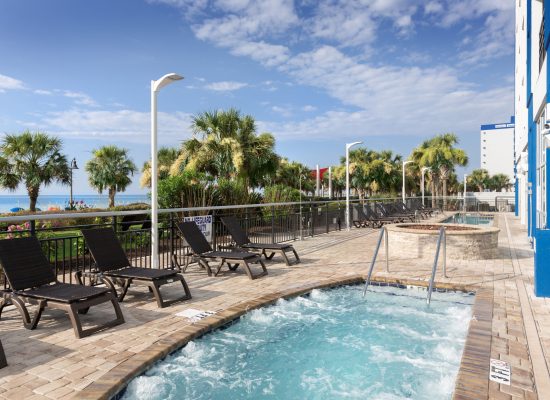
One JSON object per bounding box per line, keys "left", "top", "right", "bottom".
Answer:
{"left": 489, "top": 358, "right": 511, "bottom": 385}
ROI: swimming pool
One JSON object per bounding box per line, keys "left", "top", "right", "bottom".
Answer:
{"left": 442, "top": 213, "right": 494, "bottom": 226}
{"left": 121, "top": 285, "right": 473, "bottom": 400}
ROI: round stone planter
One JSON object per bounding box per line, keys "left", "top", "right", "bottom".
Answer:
{"left": 385, "top": 223, "right": 500, "bottom": 260}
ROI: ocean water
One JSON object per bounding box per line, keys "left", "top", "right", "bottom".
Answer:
{"left": 121, "top": 285, "right": 473, "bottom": 400}
{"left": 0, "top": 194, "right": 149, "bottom": 213}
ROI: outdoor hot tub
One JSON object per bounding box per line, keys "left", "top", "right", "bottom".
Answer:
{"left": 386, "top": 223, "right": 500, "bottom": 260}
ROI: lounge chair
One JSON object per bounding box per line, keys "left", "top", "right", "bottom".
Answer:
{"left": 364, "top": 204, "right": 395, "bottom": 227}
{"left": 0, "top": 237, "right": 124, "bottom": 338}
{"left": 0, "top": 340, "right": 6, "bottom": 368}
{"left": 80, "top": 228, "right": 191, "bottom": 308}
{"left": 177, "top": 221, "right": 268, "bottom": 280}
{"left": 221, "top": 216, "right": 300, "bottom": 265}
{"left": 352, "top": 205, "right": 369, "bottom": 228}
{"left": 374, "top": 203, "right": 407, "bottom": 222}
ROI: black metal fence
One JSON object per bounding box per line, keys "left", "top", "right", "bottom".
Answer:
{"left": 0, "top": 195, "right": 516, "bottom": 288}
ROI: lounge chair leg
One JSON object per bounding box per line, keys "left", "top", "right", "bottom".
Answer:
{"left": 78, "top": 307, "right": 90, "bottom": 315}
{"left": 0, "top": 340, "right": 6, "bottom": 369}
{"left": 280, "top": 250, "right": 291, "bottom": 266}
{"left": 292, "top": 248, "right": 300, "bottom": 263}
{"left": 241, "top": 260, "right": 254, "bottom": 279}
{"left": 199, "top": 259, "right": 213, "bottom": 276}
{"left": 10, "top": 296, "right": 45, "bottom": 330}
{"left": 117, "top": 279, "right": 132, "bottom": 302}
{"left": 263, "top": 250, "right": 276, "bottom": 260}
{"left": 67, "top": 293, "right": 125, "bottom": 339}
{"left": 214, "top": 258, "right": 227, "bottom": 276}
{"left": 149, "top": 282, "right": 164, "bottom": 308}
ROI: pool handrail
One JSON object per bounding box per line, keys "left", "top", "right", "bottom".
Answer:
{"left": 362, "top": 226, "right": 389, "bottom": 297}
{"left": 426, "top": 226, "right": 447, "bottom": 305}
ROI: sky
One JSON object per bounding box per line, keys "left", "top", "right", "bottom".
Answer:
{"left": 0, "top": 0, "right": 514, "bottom": 195}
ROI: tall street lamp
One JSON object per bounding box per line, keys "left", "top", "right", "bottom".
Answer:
{"left": 69, "top": 158, "right": 78, "bottom": 208}
{"left": 463, "top": 174, "right": 468, "bottom": 212}
{"left": 421, "top": 167, "right": 430, "bottom": 206}
{"left": 151, "top": 73, "right": 183, "bottom": 269}
{"left": 402, "top": 161, "right": 413, "bottom": 204}
{"left": 345, "top": 141, "right": 363, "bottom": 231}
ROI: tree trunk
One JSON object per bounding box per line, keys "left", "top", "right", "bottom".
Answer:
{"left": 108, "top": 187, "right": 116, "bottom": 208}
{"left": 430, "top": 179, "right": 435, "bottom": 208}
{"left": 442, "top": 179, "right": 448, "bottom": 210}
{"left": 28, "top": 186, "right": 39, "bottom": 212}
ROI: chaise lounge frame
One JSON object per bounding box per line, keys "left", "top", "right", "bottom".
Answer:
{"left": 177, "top": 221, "right": 268, "bottom": 280}
{"left": 0, "top": 237, "right": 124, "bottom": 339}
{"left": 221, "top": 216, "right": 300, "bottom": 266}
{"left": 80, "top": 228, "right": 191, "bottom": 308}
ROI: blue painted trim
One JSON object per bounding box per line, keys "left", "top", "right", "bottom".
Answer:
{"left": 527, "top": 0, "right": 534, "bottom": 239}
{"left": 535, "top": 229, "right": 550, "bottom": 297}
{"left": 545, "top": 0, "right": 550, "bottom": 50}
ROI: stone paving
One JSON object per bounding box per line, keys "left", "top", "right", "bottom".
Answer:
{"left": 0, "top": 213, "right": 549, "bottom": 399}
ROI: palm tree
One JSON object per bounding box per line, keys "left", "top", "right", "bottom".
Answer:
{"left": 85, "top": 146, "right": 137, "bottom": 208}
{"left": 467, "top": 169, "right": 490, "bottom": 192}
{"left": 140, "top": 147, "right": 180, "bottom": 188}
{"left": 488, "top": 174, "right": 512, "bottom": 192}
{"left": 0, "top": 131, "right": 70, "bottom": 211}
{"left": 170, "top": 109, "right": 279, "bottom": 189}
{"left": 410, "top": 133, "right": 468, "bottom": 208}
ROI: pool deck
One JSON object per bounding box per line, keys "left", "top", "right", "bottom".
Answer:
{"left": 0, "top": 213, "right": 549, "bottom": 399}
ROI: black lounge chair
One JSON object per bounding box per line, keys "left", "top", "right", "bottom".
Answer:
{"left": 0, "top": 340, "right": 6, "bottom": 368}
{"left": 221, "top": 216, "right": 300, "bottom": 265}
{"left": 364, "top": 204, "right": 395, "bottom": 227}
{"left": 374, "top": 203, "right": 407, "bottom": 222}
{"left": 177, "top": 221, "right": 268, "bottom": 280}
{"left": 352, "top": 205, "right": 369, "bottom": 228}
{"left": 0, "top": 237, "right": 124, "bottom": 338}
{"left": 80, "top": 228, "right": 191, "bottom": 308}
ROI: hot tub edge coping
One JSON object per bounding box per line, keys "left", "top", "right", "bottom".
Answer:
{"left": 75, "top": 276, "right": 483, "bottom": 400}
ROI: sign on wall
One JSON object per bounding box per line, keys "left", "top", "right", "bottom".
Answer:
{"left": 183, "top": 215, "right": 213, "bottom": 242}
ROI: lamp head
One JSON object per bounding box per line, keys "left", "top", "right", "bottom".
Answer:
{"left": 70, "top": 158, "right": 78, "bottom": 170}
{"left": 346, "top": 141, "right": 363, "bottom": 150}
{"left": 152, "top": 73, "right": 184, "bottom": 92}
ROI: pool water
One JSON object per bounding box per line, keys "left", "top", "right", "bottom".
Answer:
{"left": 443, "top": 213, "right": 494, "bottom": 226}
{"left": 121, "top": 285, "right": 474, "bottom": 400}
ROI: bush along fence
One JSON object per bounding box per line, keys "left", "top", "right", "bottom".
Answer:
{"left": 0, "top": 195, "right": 515, "bottom": 288}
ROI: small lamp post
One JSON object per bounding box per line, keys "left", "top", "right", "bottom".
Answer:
{"left": 421, "top": 167, "right": 430, "bottom": 206}
{"left": 151, "top": 73, "right": 184, "bottom": 269}
{"left": 69, "top": 158, "right": 78, "bottom": 208}
{"left": 345, "top": 141, "right": 363, "bottom": 231}
{"left": 402, "top": 161, "right": 413, "bottom": 204}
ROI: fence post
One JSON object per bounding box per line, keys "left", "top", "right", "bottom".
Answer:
{"left": 169, "top": 213, "right": 175, "bottom": 268}
{"left": 30, "top": 219, "right": 36, "bottom": 236}
{"left": 271, "top": 206, "right": 275, "bottom": 243}
{"left": 112, "top": 215, "right": 117, "bottom": 233}
{"left": 325, "top": 203, "right": 329, "bottom": 234}
{"left": 212, "top": 210, "right": 217, "bottom": 250}
{"left": 309, "top": 202, "right": 314, "bottom": 237}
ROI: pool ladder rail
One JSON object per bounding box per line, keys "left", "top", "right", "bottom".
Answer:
{"left": 363, "top": 226, "right": 447, "bottom": 305}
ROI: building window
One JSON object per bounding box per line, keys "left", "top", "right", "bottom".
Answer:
{"left": 537, "top": 110, "right": 547, "bottom": 229}
{"left": 540, "top": 17, "right": 546, "bottom": 72}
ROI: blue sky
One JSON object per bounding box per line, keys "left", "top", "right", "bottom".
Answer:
{"left": 0, "top": 0, "right": 514, "bottom": 195}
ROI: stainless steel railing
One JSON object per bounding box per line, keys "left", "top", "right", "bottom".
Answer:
{"left": 426, "top": 226, "right": 447, "bottom": 305}
{"left": 362, "top": 226, "right": 389, "bottom": 296}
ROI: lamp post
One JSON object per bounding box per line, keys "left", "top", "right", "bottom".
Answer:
{"left": 402, "top": 161, "right": 413, "bottom": 204}
{"left": 151, "top": 73, "right": 183, "bottom": 269}
{"left": 345, "top": 141, "right": 363, "bottom": 231}
{"left": 463, "top": 174, "right": 468, "bottom": 212}
{"left": 69, "top": 158, "right": 78, "bottom": 208}
{"left": 421, "top": 167, "right": 430, "bottom": 206}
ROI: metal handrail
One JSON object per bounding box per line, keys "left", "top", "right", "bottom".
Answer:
{"left": 426, "top": 226, "right": 447, "bottom": 305}
{"left": 362, "top": 226, "right": 389, "bottom": 296}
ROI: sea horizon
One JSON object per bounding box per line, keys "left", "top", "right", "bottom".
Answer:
{"left": 0, "top": 194, "right": 150, "bottom": 213}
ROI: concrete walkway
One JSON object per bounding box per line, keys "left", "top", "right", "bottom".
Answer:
{"left": 0, "top": 213, "right": 548, "bottom": 399}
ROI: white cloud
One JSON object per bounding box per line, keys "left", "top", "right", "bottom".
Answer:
{"left": 302, "top": 105, "right": 316, "bottom": 112}
{"left": 424, "top": 1, "right": 443, "bottom": 14}
{"left": 0, "top": 74, "right": 25, "bottom": 92}
{"left": 204, "top": 81, "right": 248, "bottom": 91}
{"left": 63, "top": 91, "right": 98, "bottom": 107}
{"left": 34, "top": 89, "right": 53, "bottom": 95}
{"left": 271, "top": 105, "right": 292, "bottom": 117}
{"left": 39, "top": 109, "right": 192, "bottom": 143}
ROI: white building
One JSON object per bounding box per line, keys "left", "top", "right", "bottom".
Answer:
{"left": 480, "top": 118, "right": 515, "bottom": 178}
{"left": 515, "top": 0, "right": 550, "bottom": 297}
